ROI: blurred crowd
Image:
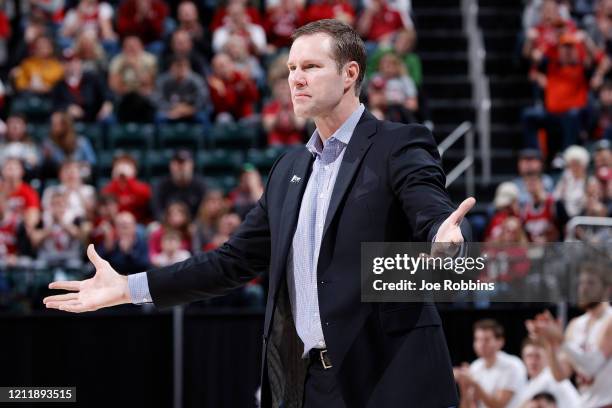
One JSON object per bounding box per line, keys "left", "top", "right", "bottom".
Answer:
{"left": 0, "top": 0, "right": 424, "bottom": 306}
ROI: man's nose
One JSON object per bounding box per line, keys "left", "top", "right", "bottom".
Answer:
{"left": 289, "top": 71, "right": 306, "bottom": 87}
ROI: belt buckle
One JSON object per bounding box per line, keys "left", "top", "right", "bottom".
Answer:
{"left": 319, "top": 349, "right": 332, "bottom": 370}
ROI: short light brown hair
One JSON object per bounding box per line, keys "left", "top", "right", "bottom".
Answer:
{"left": 473, "top": 318, "right": 505, "bottom": 339}
{"left": 292, "top": 19, "right": 366, "bottom": 96}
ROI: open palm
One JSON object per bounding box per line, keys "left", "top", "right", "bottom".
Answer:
{"left": 43, "top": 244, "right": 130, "bottom": 313}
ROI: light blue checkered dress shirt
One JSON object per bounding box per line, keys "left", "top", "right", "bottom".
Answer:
{"left": 129, "top": 105, "right": 366, "bottom": 357}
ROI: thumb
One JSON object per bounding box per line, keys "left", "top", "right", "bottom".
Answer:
{"left": 87, "top": 244, "right": 106, "bottom": 270}
{"left": 448, "top": 197, "right": 476, "bottom": 226}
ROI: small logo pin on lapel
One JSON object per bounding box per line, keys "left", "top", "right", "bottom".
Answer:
{"left": 290, "top": 175, "right": 302, "bottom": 183}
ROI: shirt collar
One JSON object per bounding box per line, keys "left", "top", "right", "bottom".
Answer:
{"left": 306, "top": 103, "right": 365, "bottom": 157}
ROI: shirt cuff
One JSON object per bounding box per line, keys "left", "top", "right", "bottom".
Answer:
{"left": 127, "top": 272, "right": 153, "bottom": 304}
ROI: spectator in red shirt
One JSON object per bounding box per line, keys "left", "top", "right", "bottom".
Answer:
{"left": 357, "top": 0, "right": 406, "bottom": 43}
{"left": 484, "top": 182, "right": 521, "bottom": 242}
{"left": 90, "top": 193, "right": 119, "bottom": 246}
{"left": 208, "top": 52, "right": 259, "bottom": 122}
{"left": 117, "top": 0, "right": 169, "bottom": 50}
{"left": 148, "top": 200, "right": 193, "bottom": 261}
{"left": 1, "top": 157, "right": 40, "bottom": 231}
{"left": 299, "top": 0, "right": 355, "bottom": 27}
{"left": 0, "top": 189, "right": 20, "bottom": 265}
{"left": 228, "top": 165, "right": 264, "bottom": 218}
{"left": 177, "top": 1, "right": 211, "bottom": 58}
{"left": 264, "top": 0, "right": 303, "bottom": 51}
{"left": 101, "top": 154, "right": 152, "bottom": 224}
{"left": 212, "top": 3, "right": 268, "bottom": 56}
{"left": 263, "top": 77, "right": 305, "bottom": 145}
{"left": 211, "top": 0, "right": 262, "bottom": 31}
{"left": 522, "top": 174, "right": 559, "bottom": 242}
{"left": 61, "top": 0, "right": 117, "bottom": 46}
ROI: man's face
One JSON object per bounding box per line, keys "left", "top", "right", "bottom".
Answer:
{"left": 287, "top": 33, "right": 347, "bottom": 118}
{"left": 522, "top": 344, "right": 545, "bottom": 378}
{"left": 473, "top": 329, "right": 502, "bottom": 359}
{"left": 170, "top": 159, "right": 194, "bottom": 183}
{"left": 172, "top": 31, "right": 192, "bottom": 55}
{"left": 115, "top": 213, "right": 136, "bottom": 239}
{"left": 6, "top": 117, "right": 26, "bottom": 142}
{"left": 518, "top": 157, "right": 542, "bottom": 175}
{"left": 577, "top": 271, "right": 608, "bottom": 308}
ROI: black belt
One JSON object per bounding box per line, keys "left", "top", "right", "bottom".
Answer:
{"left": 308, "top": 348, "right": 333, "bottom": 370}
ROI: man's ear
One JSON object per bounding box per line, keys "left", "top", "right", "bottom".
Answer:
{"left": 344, "top": 61, "right": 360, "bottom": 92}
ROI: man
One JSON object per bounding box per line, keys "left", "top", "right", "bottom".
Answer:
{"left": 507, "top": 338, "right": 580, "bottom": 408}
{"left": 511, "top": 148, "right": 554, "bottom": 210}
{"left": 526, "top": 262, "right": 612, "bottom": 408}
{"left": 454, "top": 319, "right": 527, "bottom": 408}
{"left": 45, "top": 20, "right": 475, "bottom": 407}
{"left": 152, "top": 149, "right": 207, "bottom": 219}
{"left": 525, "top": 392, "right": 558, "bottom": 408}
{"left": 154, "top": 56, "right": 210, "bottom": 123}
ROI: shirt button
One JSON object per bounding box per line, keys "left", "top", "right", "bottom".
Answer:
{"left": 320, "top": 280, "right": 325, "bottom": 284}
{"left": 319, "top": 194, "right": 324, "bottom": 199}
{"left": 142, "top": 297, "right": 148, "bottom": 303}
{"left": 325, "top": 322, "right": 330, "bottom": 326}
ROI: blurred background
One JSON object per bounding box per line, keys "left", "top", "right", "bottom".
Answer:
{"left": 0, "top": 0, "right": 610, "bottom": 406}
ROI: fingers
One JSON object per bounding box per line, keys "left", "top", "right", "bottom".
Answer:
{"left": 46, "top": 300, "right": 91, "bottom": 313}
{"left": 48, "top": 281, "right": 82, "bottom": 291}
{"left": 43, "top": 293, "right": 79, "bottom": 304}
{"left": 87, "top": 244, "right": 106, "bottom": 269}
{"left": 448, "top": 197, "right": 476, "bottom": 226}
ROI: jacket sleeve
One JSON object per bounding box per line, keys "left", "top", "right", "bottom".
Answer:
{"left": 388, "top": 124, "right": 471, "bottom": 242}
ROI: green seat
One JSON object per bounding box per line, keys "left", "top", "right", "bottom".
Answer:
{"left": 11, "top": 95, "right": 53, "bottom": 122}
{"left": 245, "top": 146, "right": 287, "bottom": 174}
{"left": 145, "top": 149, "right": 175, "bottom": 179}
{"left": 196, "top": 149, "right": 243, "bottom": 176}
{"left": 107, "top": 123, "right": 154, "bottom": 150}
{"left": 203, "top": 175, "right": 237, "bottom": 194}
{"left": 74, "top": 122, "right": 105, "bottom": 150}
{"left": 157, "top": 123, "right": 205, "bottom": 150}
{"left": 26, "top": 123, "right": 49, "bottom": 143}
{"left": 209, "top": 122, "right": 259, "bottom": 149}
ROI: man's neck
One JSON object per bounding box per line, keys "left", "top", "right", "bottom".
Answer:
{"left": 587, "top": 302, "right": 610, "bottom": 319}
{"left": 313, "top": 96, "right": 361, "bottom": 141}
{"left": 484, "top": 352, "right": 498, "bottom": 368}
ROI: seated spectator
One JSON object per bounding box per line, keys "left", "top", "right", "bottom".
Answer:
{"left": 508, "top": 338, "right": 581, "bottom": 408}
{"left": 0, "top": 189, "right": 21, "bottom": 266}
{"left": 161, "top": 29, "right": 208, "bottom": 76}
{"left": 152, "top": 149, "right": 207, "bottom": 219}
{"left": 512, "top": 148, "right": 554, "bottom": 209}
{"left": 366, "top": 75, "right": 414, "bottom": 124}
{"left": 357, "top": 0, "right": 407, "bottom": 44}
{"left": 493, "top": 216, "right": 529, "bottom": 244}
{"left": 11, "top": 35, "right": 63, "bottom": 95}
{"left": 263, "top": 77, "right": 306, "bottom": 145}
{"left": 151, "top": 228, "right": 191, "bottom": 267}
{"left": 523, "top": 173, "right": 559, "bottom": 242}
{"left": 228, "top": 165, "right": 264, "bottom": 219}
{"left": 117, "top": 0, "right": 169, "bottom": 50}
{"left": 1, "top": 158, "right": 41, "bottom": 230}
{"left": 369, "top": 53, "right": 418, "bottom": 123}
{"left": 211, "top": 0, "right": 263, "bottom": 32}
{"left": 202, "top": 212, "right": 241, "bottom": 251}
{"left": 108, "top": 36, "right": 157, "bottom": 123}
{"left": 192, "top": 189, "right": 228, "bottom": 252}
{"left": 224, "top": 34, "right": 265, "bottom": 86}
{"left": 523, "top": 0, "right": 576, "bottom": 60}
{"left": 148, "top": 201, "right": 192, "bottom": 261}
{"left": 299, "top": 0, "right": 355, "bottom": 26}
{"left": 264, "top": 0, "right": 303, "bottom": 51}
{"left": 454, "top": 319, "right": 527, "bottom": 408}
{"left": 60, "top": 0, "right": 117, "bottom": 48}
{"left": 0, "top": 114, "right": 41, "bottom": 174}
{"left": 28, "top": 189, "right": 84, "bottom": 268}
{"left": 97, "top": 211, "right": 149, "bottom": 275}
{"left": 72, "top": 29, "right": 108, "bottom": 74}
{"left": 594, "top": 82, "right": 612, "bottom": 141}
{"left": 51, "top": 51, "right": 113, "bottom": 123}
{"left": 0, "top": 7, "right": 11, "bottom": 68}
{"left": 593, "top": 139, "right": 612, "bottom": 192}
{"left": 212, "top": 3, "right": 267, "bottom": 56}
{"left": 367, "top": 27, "right": 422, "bottom": 89}
{"left": 154, "top": 57, "right": 210, "bottom": 123}
{"left": 208, "top": 53, "right": 259, "bottom": 122}
{"left": 580, "top": 176, "right": 609, "bottom": 217}
{"left": 90, "top": 193, "right": 118, "bottom": 246}
{"left": 522, "top": 31, "right": 598, "bottom": 157}
{"left": 42, "top": 111, "right": 97, "bottom": 178}
{"left": 41, "top": 160, "right": 96, "bottom": 226}
{"left": 553, "top": 145, "right": 589, "bottom": 219}
{"left": 484, "top": 182, "right": 521, "bottom": 242}
{"left": 176, "top": 1, "right": 211, "bottom": 58}
{"left": 102, "top": 154, "right": 152, "bottom": 224}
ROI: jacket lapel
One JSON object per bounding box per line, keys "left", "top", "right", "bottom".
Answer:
{"left": 321, "top": 111, "right": 377, "bottom": 239}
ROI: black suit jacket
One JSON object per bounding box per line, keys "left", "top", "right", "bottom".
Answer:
{"left": 147, "top": 111, "right": 470, "bottom": 407}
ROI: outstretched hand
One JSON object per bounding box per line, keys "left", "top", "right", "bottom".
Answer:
{"left": 434, "top": 197, "right": 476, "bottom": 244}
{"left": 43, "top": 244, "right": 131, "bottom": 313}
